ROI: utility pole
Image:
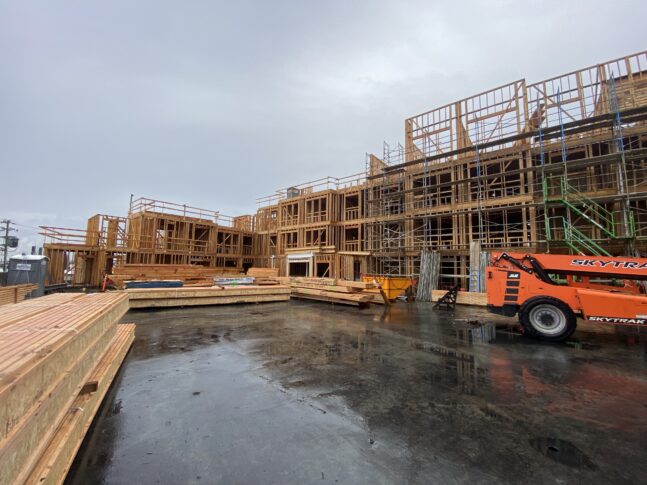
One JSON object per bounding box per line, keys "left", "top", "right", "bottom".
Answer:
{"left": 1, "top": 219, "right": 17, "bottom": 274}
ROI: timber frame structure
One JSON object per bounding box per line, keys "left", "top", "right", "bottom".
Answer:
{"left": 43, "top": 51, "right": 647, "bottom": 289}
{"left": 42, "top": 198, "right": 254, "bottom": 286}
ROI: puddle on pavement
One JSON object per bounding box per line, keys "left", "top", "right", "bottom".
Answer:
{"left": 529, "top": 437, "right": 597, "bottom": 470}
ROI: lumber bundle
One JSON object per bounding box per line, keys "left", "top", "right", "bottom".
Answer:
{"left": 247, "top": 268, "right": 279, "bottom": 278}
{"left": 281, "top": 277, "right": 379, "bottom": 307}
{"left": 0, "top": 284, "right": 38, "bottom": 306}
{"left": 431, "top": 290, "right": 487, "bottom": 307}
{"left": 125, "top": 285, "right": 291, "bottom": 308}
{"left": 247, "top": 267, "right": 280, "bottom": 285}
{"left": 109, "top": 264, "right": 239, "bottom": 289}
{"left": 0, "top": 292, "right": 132, "bottom": 485}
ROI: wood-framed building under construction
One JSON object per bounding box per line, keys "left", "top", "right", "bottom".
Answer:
{"left": 43, "top": 50, "right": 647, "bottom": 289}
{"left": 42, "top": 198, "right": 255, "bottom": 287}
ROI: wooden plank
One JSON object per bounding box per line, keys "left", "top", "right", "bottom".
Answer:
{"left": 0, "top": 294, "right": 129, "bottom": 443}
{"left": 335, "top": 280, "right": 376, "bottom": 289}
{"left": 129, "top": 293, "right": 290, "bottom": 308}
{"left": 0, "top": 293, "right": 128, "bottom": 485}
{"left": 291, "top": 293, "right": 366, "bottom": 307}
{"left": 0, "top": 294, "right": 86, "bottom": 330}
{"left": 287, "top": 282, "right": 359, "bottom": 293}
{"left": 280, "top": 277, "right": 376, "bottom": 290}
{"left": 0, "top": 324, "right": 116, "bottom": 485}
{"left": 290, "top": 288, "right": 371, "bottom": 303}
{"left": 25, "top": 324, "right": 135, "bottom": 485}
{"left": 124, "top": 286, "right": 291, "bottom": 300}
{"left": 431, "top": 290, "right": 487, "bottom": 306}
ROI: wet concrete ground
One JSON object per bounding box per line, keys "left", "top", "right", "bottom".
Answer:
{"left": 66, "top": 301, "right": 647, "bottom": 484}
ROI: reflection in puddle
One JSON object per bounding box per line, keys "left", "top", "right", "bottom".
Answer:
{"left": 529, "top": 437, "right": 597, "bottom": 470}
{"left": 454, "top": 321, "right": 497, "bottom": 345}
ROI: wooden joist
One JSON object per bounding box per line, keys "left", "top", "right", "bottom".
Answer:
{"left": 0, "top": 284, "right": 38, "bottom": 307}
{"left": 0, "top": 292, "right": 130, "bottom": 485}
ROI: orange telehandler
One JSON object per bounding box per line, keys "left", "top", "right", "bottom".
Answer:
{"left": 486, "top": 252, "right": 647, "bottom": 341}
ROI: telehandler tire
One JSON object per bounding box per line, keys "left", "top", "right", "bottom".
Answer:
{"left": 519, "top": 296, "right": 577, "bottom": 342}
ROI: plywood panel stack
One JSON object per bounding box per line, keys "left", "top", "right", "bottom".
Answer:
{"left": 0, "top": 292, "right": 133, "bottom": 485}
{"left": 281, "top": 277, "right": 378, "bottom": 307}
{"left": 126, "top": 285, "right": 291, "bottom": 308}
{"left": 0, "top": 284, "right": 38, "bottom": 306}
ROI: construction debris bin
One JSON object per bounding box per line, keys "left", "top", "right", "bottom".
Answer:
{"left": 362, "top": 275, "right": 412, "bottom": 301}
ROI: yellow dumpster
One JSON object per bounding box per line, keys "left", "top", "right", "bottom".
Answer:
{"left": 362, "top": 275, "right": 413, "bottom": 301}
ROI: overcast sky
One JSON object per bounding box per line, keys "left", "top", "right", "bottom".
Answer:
{"left": 1, "top": 0, "right": 645, "bottom": 252}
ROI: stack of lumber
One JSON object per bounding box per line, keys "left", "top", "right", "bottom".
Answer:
{"left": 125, "top": 285, "right": 291, "bottom": 308}
{"left": 431, "top": 290, "right": 487, "bottom": 307}
{"left": 0, "top": 292, "right": 133, "bottom": 485}
{"left": 109, "top": 264, "right": 237, "bottom": 289}
{"left": 280, "top": 277, "right": 381, "bottom": 307}
{"left": 247, "top": 268, "right": 280, "bottom": 285}
{"left": 0, "top": 284, "right": 38, "bottom": 306}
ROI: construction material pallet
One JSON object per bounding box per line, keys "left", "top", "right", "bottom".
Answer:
{"left": 0, "top": 292, "right": 132, "bottom": 485}
{"left": 125, "top": 285, "right": 291, "bottom": 308}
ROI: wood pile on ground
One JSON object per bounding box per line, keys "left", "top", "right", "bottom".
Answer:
{"left": 0, "top": 292, "right": 133, "bottom": 485}
{"left": 0, "top": 284, "right": 38, "bottom": 306}
{"left": 125, "top": 285, "right": 291, "bottom": 308}
{"left": 109, "top": 264, "right": 240, "bottom": 289}
{"left": 431, "top": 290, "right": 487, "bottom": 307}
{"left": 247, "top": 267, "right": 280, "bottom": 285}
{"left": 278, "top": 277, "right": 385, "bottom": 307}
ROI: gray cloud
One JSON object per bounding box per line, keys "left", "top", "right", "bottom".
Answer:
{"left": 1, "top": 0, "right": 645, "bottom": 251}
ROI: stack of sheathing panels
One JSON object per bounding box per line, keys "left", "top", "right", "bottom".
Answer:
{"left": 280, "top": 277, "right": 378, "bottom": 307}
{"left": 126, "top": 285, "right": 291, "bottom": 308}
{"left": 431, "top": 290, "right": 487, "bottom": 306}
{"left": 0, "top": 292, "right": 133, "bottom": 485}
{"left": 0, "top": 284, "right": 38, "bottom": 307}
